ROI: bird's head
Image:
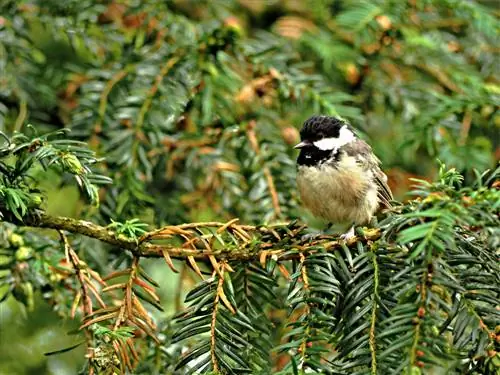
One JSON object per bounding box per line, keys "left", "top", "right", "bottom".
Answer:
{"left": 295, "top": 115, "right": 356, "bottom": 166}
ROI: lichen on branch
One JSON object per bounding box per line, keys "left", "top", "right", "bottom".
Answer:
{"left": 10, "top": 211, "right": 381, "bottom": 261}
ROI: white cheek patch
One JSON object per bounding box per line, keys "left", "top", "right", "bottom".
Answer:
{"left": 313, "top": 125, "right": 355, "bottom": 151}
{"left": 313, "top": 137, "right": 338, "bottom": 151}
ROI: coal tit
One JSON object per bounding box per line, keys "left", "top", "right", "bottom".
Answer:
{"left": 295, "top": 115, "right": 393, "bottom": 240}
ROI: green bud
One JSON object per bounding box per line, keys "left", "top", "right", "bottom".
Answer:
{"left": 28, "top": 195, "right": 43, "bottom": 208}
{"left": 480, "top": 105, "right": 494, "bottom": 118}
{"left": 205, "top": 62, "right": 218, "bottom": 77}
{"left": 15, "top": 246, "right": 34, "bottom": 261}
{"left": 89, "top": 184, "right": 100, "bottom": 207}
{"left": 8, "top": 233, "right": 24, "bottom": 247}
{"left": 61, "top": 152, "right": 84, "bottom": 174}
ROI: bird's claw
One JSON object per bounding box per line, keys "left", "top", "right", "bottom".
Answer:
{"left": 339, "top": 226, "right": 356, "bottom": 242}
{"left": 301, "top": 232, "right": 322, "bottom": 242}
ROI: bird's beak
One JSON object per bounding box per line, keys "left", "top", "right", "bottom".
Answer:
{"left": 294, "top": 140, "right": 312, "bottom": 149}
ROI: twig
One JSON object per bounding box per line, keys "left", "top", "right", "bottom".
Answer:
{"left": 58, "top": 231, "right": 95, "bottom": 364}
{"left": 210, "top": 265, "right": 225, "bottom": 373}
{"left": 246, "top": 120, "right": 282, "bottom": 218}
{"left": 14, "top": 212, "right": 381, "bottom": 261}
{"left": 130, "top": 54, "right": 182, "bottom": 169}
{"left": 95, "top": 69, "right": 129, "bottom": 132}
{"left": 135, "top": 56, "right": 180, "bottom": 132}
{"left": 459, "top": 110, "right": 472, "bottom": 146}
{"left": 414, "top": 63, "right": 462, "bottom": 93}
{"left": 418, "top": 18, "right": 467, "bottom": 29}
{"left": 409, "top": 264, "right": 431, "bottom": 369}
{"left": 369, "top": 250, "right": 379, "bottom": 375}
{"left": 298, "top": 253, "right": 310, "bottom": 361}
{"left": 14, "top": 97, "right": 27, "bottom": 133}
{"left": 59, "top": 231, "right": 94, "bottom": 316}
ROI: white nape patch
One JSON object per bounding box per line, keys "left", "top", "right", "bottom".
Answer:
{"left": 313, "top": 125, "right": 355, "bottom": 151}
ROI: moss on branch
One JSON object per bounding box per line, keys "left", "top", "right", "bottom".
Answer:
{"left": 10, "top": 211, "right": 381, "bottom": 261}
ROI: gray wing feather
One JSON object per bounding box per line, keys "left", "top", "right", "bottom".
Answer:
{"left": 374, "top": 170, "right": 393, "bottom": 208}
{"left": 343, "top": 140, "right": 393, "bottom": 208}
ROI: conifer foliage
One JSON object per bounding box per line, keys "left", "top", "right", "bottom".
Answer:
{"left": 0, "top": 1, "right": 499, "bottom": 374}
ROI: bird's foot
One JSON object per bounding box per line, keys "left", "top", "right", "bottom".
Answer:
{"left": 369, "top": 216, "right": 378, "bottom": 227}
{"left": 339, "top": 226, "right": 356, "bottom": 242}
{"left": 301, "top": 223, "right": 334, "bottom": 242}
{"left": 301, "top": 232, "right": 322, "bottom": 242}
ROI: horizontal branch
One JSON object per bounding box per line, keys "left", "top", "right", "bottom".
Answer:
{"left": 5, "top": 211, "right": 381, "bottom": 261}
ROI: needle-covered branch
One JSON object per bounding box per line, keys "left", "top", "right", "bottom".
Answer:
{"left": 7, "top": 211, "right": 381, "bottom": 261}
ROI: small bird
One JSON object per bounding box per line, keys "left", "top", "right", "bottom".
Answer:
{"left": 295, "top": 115, "right": 393, "bottom": 240}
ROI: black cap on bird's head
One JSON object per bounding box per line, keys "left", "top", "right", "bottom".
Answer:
{"left": 294, "top": 115, "right": 354, "bottom": 150}
{"left": 295, "top": 115, "right": 357, "bottom": 166}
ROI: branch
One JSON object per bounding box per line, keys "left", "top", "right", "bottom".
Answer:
{"left": 246, "top": 120, "right": 282, "bottom": 219}
{"left": 95, "top": 68, "right": 130, "bottom": 135}
{"left": 59, "top": 231, "right": 98, "bottom": 374}
{"left": 4, "top": 211, "right": 382, "bottom": 261}
{"left": 369, "top": 251, "right": 379, "bottom": 375}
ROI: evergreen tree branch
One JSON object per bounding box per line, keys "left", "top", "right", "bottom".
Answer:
{"left": 246, "top": 120, "right": 282, "bottom": 219}
{"left": 58, "top": 230, "right": 95, "bottom": 370}
{"left": 95, "top": 69, "right": 130, "bottom": 134}
{"left": 2, "top": 211, "right": 381, "bottom": 260}
{"left": 369, "top": 250, "right": 379, "bottom": 375}
{"left": 210, "top": 266, "right": 224, "bottom": 373}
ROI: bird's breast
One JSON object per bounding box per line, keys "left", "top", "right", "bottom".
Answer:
{"left": 296, "top": 156, "right": 378, "bottom": 225}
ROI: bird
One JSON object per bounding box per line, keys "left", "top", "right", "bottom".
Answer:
{"left": 295, "top": 115, "right": 393, "bottom": 240}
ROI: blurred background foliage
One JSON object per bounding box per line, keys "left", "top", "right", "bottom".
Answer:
{"left": 0, "top": 0, "right": 498, "bottom": 374}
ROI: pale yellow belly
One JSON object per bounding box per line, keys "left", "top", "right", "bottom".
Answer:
{"left": 297, "top": 159, "right": 379, "bottom": 225}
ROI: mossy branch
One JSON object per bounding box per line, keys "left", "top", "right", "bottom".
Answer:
{"left": 6, "top": 211, "right": 381, "bottom": 261}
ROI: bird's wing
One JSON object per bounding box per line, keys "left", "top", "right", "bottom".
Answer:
{"left": 343, "top": 140, "right": 393, "bottom": 208}
{"left": 374, "top": 169, "right": 393, "bottom": 209}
